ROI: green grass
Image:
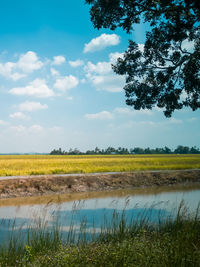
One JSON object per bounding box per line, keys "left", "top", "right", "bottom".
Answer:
{"left": 0, "top": 154, "right": 200, "bottom": 176}
{"left": 0, "top": 203, "right": 200, "bottom": 266}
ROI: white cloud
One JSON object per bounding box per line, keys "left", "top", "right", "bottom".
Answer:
{"left": 17, "top": 51, "right": 43, "bottom": 73}
{"left": 9, "top": 112, "right": 29, "bottom": 120}
{"left": 109, "top": 52, "right": 124, "bottom": 63}
{"left": 0, "top": 62, "right": 25, "bottom": 81}
{"left": 85, "top": 106, "right": 153, "bottom": 122}
{"left": 66, "top": 96, "right": 73, "bottom": 101}
{"left": 54, "top": 75, "right": 79, "bottom": 91}
{"left": 84, "top": 61, "right": 111, "bottom": 75}
{"left": 85, "top": 52, "right": 124, "bottom": 75}
{"left": 9, "top": 124, "right": 44, "bottom": 135}
{"left": 85, "top": 111, "right": 113, "bottom": 120}
{"left": 29, "top": 124, "right": 44, "bottom": 134}
{"left": 84, "top": 33, "right": 120, "bottom": 53}
{"left": 52, "top": 55, "right": 66, "bottom": 65}
{"left": 69, "top": 59, "right": 84, "bottom": 67}
{"left": 19, "top": 101, "right": 48, "bottom": 112}
{"left": 0, "top": 51, "right": 43, "bottom": 81}
{"left": 114, "top": 107, "right": 153, "bottom": 116}
{"left": 9, "top": 79, "right": 54, "bottom": 98}
{"left": 50, "top": 68, "right": 60, "bottom": 76}
{"left": 85, "top": 51, "right": 125, "bottom": 93}
{"left": 87, "top": 74, "right": 124, "bottom": 92}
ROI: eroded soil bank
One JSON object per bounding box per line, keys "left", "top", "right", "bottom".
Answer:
{"left": 0, "top": 169, "right": 200, "bottom": 199}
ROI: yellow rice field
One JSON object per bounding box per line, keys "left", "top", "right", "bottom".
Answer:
{"left": 0, "top": 154, "right": 200, "bottom": 176}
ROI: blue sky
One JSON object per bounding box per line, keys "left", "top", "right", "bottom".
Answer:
{"left": 0, "top": 0, "right": 199, "bottom": 153}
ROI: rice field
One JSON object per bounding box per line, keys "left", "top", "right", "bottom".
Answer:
{"left": 0, "top": 154, "right": 199, "bottom": 176}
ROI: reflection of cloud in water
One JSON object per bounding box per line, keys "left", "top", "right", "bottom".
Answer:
{"left": 0, "top": 203, "right": 57, "bottom": 221}
{"left": 52, "top": 189, "right": 200, "bottom": 213}
{"left": 0, "top": 188, "right": 199, "bottom": 223}
{"left": 54, "top": 207, "right": 170, "bottom": 228}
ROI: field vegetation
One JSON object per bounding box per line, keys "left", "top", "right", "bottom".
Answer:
{"left": 0, "top": 154, "right": 200, "bottom": 176}
{"left": 0, "top": 203, "right": 200, "bottom": 266}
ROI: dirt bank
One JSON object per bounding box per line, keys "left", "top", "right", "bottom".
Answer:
{"left": 0, "top": 169, "right": 200, "bottom": 199}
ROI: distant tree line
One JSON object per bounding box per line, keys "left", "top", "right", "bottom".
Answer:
{"left": 50, "top": 146, "right": 200, "bottom": 155}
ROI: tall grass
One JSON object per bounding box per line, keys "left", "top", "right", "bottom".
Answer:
{"left": 0, "top": 202, "right": 200, "bottom": 266}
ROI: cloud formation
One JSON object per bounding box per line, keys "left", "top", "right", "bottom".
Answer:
{"left": 69, "top": 59, "right": 84, "bottom": 67}
{"left": 17, "top": 51, "right": 43, "bottom": 73}
{"left": 9, "top": 124, "right": 45, "bottom": 135}
{"left": 88, "top": 74, "right": 124, "bottom": 92}
{"left": 84, "top": 61, "right": 111, "bottom": 75}
{"left": 85, "top": 52, "right": 125, "bottom": 92}
{"left": 19, "top": 101, "right": 48, "bottom": 112}
{"left": 9, "top": 112, "right": 29, "bottom": 120}
{"left": 29, "top": 124, "right": 44, "bottom": 134}
{"left": 109, "top": 52, "right": 124, "bottom": 63}
{"left": 114, "top": 107, "right": 153, "bottom": 116}
{"left": 85, "top": 111, "right": 113, "bottom": 120}
{"left": 50, "top": 68, "right": 60, "bottom": 76}
{"left": 84, "top": 34, "right": 120, "bottom": 53}
{"left": 54, "top": 75, "right": 79, "bottom": 91}
{"left": 9, "top": 79, "right": 54, "bottom": 98}
{"left": 0, "top": 62, "right": 25, "bottom": 81}
{"left": 52, "top": 55, "right": 66, "bottom": 65}
{"left": 0, "top": 51, "right": 43, "bottom": 80}
{"left": 85, "top": 107, "right": 153, "bottom": 122}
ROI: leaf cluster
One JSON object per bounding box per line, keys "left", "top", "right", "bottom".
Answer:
{"left": 85, "top": 0, "right": 200, "bottom": 116}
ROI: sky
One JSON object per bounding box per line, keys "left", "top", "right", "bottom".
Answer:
{"left": 0, "top": 0, "right": 199, "bottom": 153}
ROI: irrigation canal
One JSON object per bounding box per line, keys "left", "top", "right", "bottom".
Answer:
{"left": 0, "top": 183, "right": 200, "bottom": 243}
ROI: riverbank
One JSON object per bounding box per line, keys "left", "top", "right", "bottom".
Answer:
{"left": 0, "top": 169, "right": 200, "bottom": 199}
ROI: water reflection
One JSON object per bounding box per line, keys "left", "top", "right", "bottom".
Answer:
{"left": 0, "top": 184, "right": 200, "bottom": 243}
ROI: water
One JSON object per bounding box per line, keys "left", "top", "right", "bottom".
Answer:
{"left": 0, "top": 184, "right": 200, "bottom": 242}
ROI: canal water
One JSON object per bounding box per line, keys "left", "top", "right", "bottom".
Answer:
{"left": 0, "top": 184, "right": 200, "bottom": 242}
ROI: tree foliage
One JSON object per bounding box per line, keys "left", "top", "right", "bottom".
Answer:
{"left": 50, "top": 145, "right": 200, "bottom": 155}
{"left": 85, "top": 0, "right": 200, "bottom": 116}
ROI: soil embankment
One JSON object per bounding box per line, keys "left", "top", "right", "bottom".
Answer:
{"left": 0, "top": 169, "right": 200, "bottom": 199}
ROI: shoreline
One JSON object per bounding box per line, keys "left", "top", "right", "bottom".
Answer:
{"left": 0, "top": 169, "right": 200, "bottom": 199}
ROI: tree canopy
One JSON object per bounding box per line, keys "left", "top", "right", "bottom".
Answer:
{"left": 50, "top": 145, "right": 200, "bottom": 155}
{"left": 85, "top": 0, "right": 200, "bottom": 117}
